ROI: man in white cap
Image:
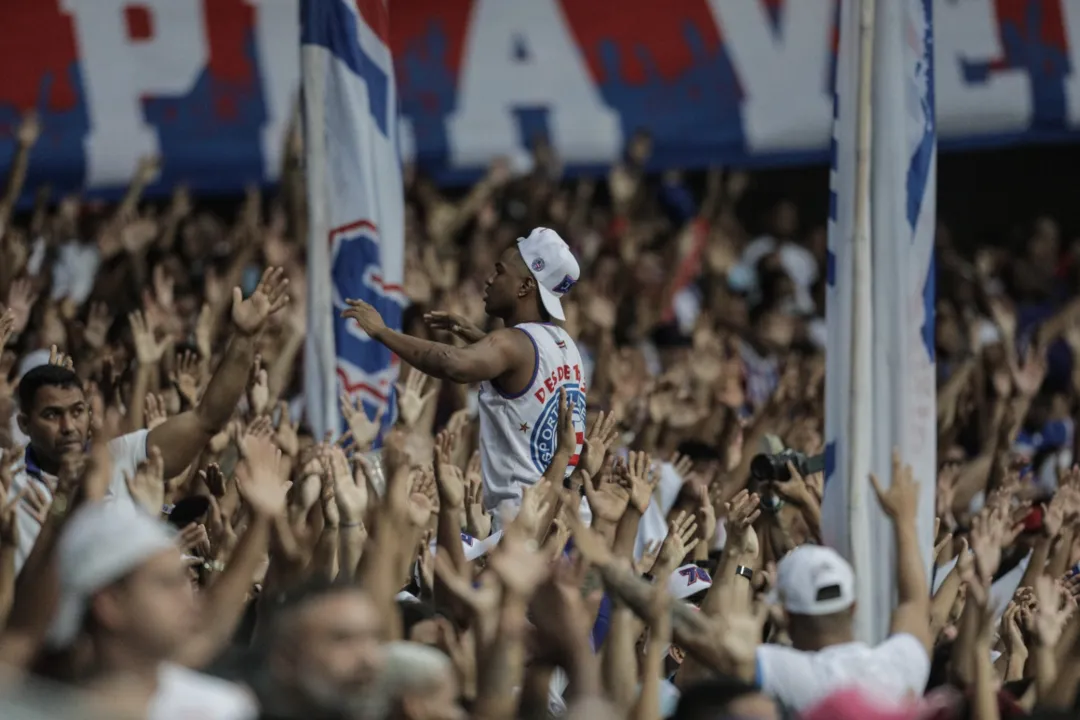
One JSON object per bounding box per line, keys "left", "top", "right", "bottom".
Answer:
{"left": 752, "top": 456, "right": 933, "bottom": 711}
{"left": 753, "top": 544, "right": 930, "bottom": 711}
{"left": 44, "top": 501, "right": 257, "bottom": 720}
{"left": 343, "top": 228, "right": 586, "bottom": 517}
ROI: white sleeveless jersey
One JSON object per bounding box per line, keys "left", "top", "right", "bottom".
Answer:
{"left": 478, "top": 323, "right": 587, "bottom": 509}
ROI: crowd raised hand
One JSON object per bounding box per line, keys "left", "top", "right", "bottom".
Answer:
{"left": 2, "top": 123, "right": 1080, "bottom": 720}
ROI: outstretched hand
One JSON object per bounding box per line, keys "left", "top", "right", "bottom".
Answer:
{"left": 396, "top": 371, "right": 436, "bottom": 429}
{"left": 235, "top": 433, "right": 291, "bottom": 518}
{"left": 579, "top": 408, "right": 618, "bottom": 477}
{"left": 724, "top": 490, "right": 761, "bottom": 557}
{"left": 423, "top": 310, "right": 485, "bottom": 343}
{"left": 434, "top": 430, "right": 466, "bottom": 509}
{"left": 869, "top": 449, "right": 920, "bottom": 523}
{"left": 618, "top": 450, "right": 657, "bottom": 514}
{"left": 232, "top": 267, "right": 290, "bottom": 336}
{"left": 341, "top": 298, "right": 387, "bottom": 337}
{"left": 125, "top": 445, "right": 166, "bottom": 515}
{"left": 339, "top": 392, "right": 384, "bottom": 451}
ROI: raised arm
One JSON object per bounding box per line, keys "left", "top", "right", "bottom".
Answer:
{"left": 148, "top": 268, "right": 289, "bottom": 477}
{"left": 175, "top": 432, "right": 287, "bottom": 668}
{"left": 343, "top": 298, "right": 531, "bottom": 385}
{"left": 871, "top": 451, "right": 932, "bottom": 655}
{"left": 0, "top": 112, "right": 40, "bottom": 240}
{"left": 567, "top": 510, "right": 734, "bottom": 673}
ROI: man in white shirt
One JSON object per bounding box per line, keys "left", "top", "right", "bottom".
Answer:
{"left": 46, "top": 501, "right": 257, "bottom": 720}
{"left": 755, "top": 544, "right": 931, "bottom": 711}
{"left": 7, "top": 267, "right": 289, "bottom": 572}
{"left": 342, "top": 228, "right": 586, "bottom": 515}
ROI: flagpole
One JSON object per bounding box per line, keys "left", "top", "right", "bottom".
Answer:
{"left": 848, "top": 0, "right": 877, "bottom": 644}
{"left": 301, "top": 41, "right": 337, "bottom": 440}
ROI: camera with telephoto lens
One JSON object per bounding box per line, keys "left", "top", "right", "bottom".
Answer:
{"left": 750, "top": 449, "right": 826, "bottom": 483}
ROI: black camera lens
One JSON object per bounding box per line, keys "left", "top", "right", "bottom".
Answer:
{"left": 751, "top": 453, "right": 790, "bottom": 482}
{"left": 751, "top": 450, "right": 826, "bottom": 485}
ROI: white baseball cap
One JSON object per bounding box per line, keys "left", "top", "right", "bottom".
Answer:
{"left": 47, "top": 501, "right": 179, "bottom": 648}
{"left": 667, "top": 563, "right": 713, "bottom": 601}
{"left": 776, "top": 544, "right": 855, "bottom": 616}
{"left": 516, "top": 227, "right": 580, "bottom": 321}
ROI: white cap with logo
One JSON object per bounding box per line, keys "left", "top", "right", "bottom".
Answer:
{"left": 47, "top": 501, "right": 179, "bottom": 648}
{"left": 667, "top": 563, "right": 713, "bottom": 601}
{"left": 776, "top": 544, "right": 856, "bottom": 616}
{"left": 516, "top": 227, "right": 580, "bottom": 321}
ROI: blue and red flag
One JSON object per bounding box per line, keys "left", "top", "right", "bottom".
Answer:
{"left": 301, "top": 0, "right": 404, "bottom": 439}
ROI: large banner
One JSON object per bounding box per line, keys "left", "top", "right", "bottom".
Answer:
{"left": 822, "top": 0, "right": 937, "bottom": 645}
{"left": 2, "top": 0, "right": 1080, "bottom": 195}
{"left": 302, "top": 0, "right": 404, "bottom": 439}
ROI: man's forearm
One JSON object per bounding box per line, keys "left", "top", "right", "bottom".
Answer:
{"left": 0, "top": 545, "right": 15, "bottom": 626}
{"left": 356, "top": 511, "right": 407, "bottom": 640}
{"left": 894, "top": 520, "right": 928, "bottom": 605}
{"left": 535, "top": 453, "right": 573, "bottom": 540}
{"left": 177, "top": 515, "right": 271, "bottom": 668}
{"left": 474, "top": 595, "right": 528, "bottom": 720}
{"left": 1018, "top": 535, "right": 1052, "bottom": 590}
{"left": 611, "top": 507, "right": 642, "bottom": 560}
{"left": 268, "top": 327, "right": 304, "bottom": 404}
{"left": 564, "top": 633, "right": 602, "bottom": 699}
{"left": 602, "top": 604, "right": 640, "bottom": 710}
{"left": 891, "top": 518, "right": 931, "bottom": 652}
{"left": 338, "top": 525, "right": 366, "bottom": 581}
{"left": 197, "top": 332, "right": 258, "bottom": 430}
{"left": 597, "top": 563, "right": 728, "bottom": 671}
{"left": 1048, "top": 529, "right": 1075, "bottom": 580}
{"left": 930, "top": 565, "right": 962, "bottom": 637}
{"left": 372, "top": 328, "right": 461, "bottom": 381}
{"left": 123, "top": 364, "right": 152, "bottom": 434}
{"left": 701, "top": 546, "right": 755, "bottom": 617}
{"left": 114, "top": 168, "right": 152, "bottom": 222}
{"left": 0, "top": 142, "right": 32, "bottom": 232}
{"left": 436, "top": 498, "right": 467, "bottom": 574}
{"left": 950, "top": 599, "right": 980, "bottom": 685}
{"left": 0, "top": 502, "right": 73, "bottom": 670}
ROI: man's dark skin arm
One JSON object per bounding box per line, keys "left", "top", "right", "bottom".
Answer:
{"left": 371, "top": 325, "right": 532, "bottom": 387}
{"left": 149, "top": 268, "right": 289, "bottom": 477}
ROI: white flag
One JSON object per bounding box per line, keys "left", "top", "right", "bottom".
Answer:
{"left": 823, "top": 0, "right": 937, "bottom": 645}
{"left": 302, "top": 0, "right": 405, "bottom": 439}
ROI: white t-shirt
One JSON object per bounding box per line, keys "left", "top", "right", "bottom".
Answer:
{"left": 149, "top": 663, "right": 257, "bottom": 720}
{"left": 755, "top": 634, "right": 930, "bottom": 711}
{"left": 7, "top": 430, "right": 149, "bottom": 573}
{"left": 51, "top": 241, "right": 102, "bottom": 306}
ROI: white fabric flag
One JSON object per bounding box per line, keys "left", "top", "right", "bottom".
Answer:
{"left": 302, "top": 0, "right": 405, "bottom": 439}
{"left": 823, "top": 0, "right": 937, "bottom": 645}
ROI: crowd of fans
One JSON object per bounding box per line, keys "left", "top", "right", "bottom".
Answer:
{"left": 1, "top": 106, "right": 1080, "bottom": 720}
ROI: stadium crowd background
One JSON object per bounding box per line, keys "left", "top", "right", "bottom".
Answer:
{"left": 1, "top": 100, "right": 1080, "bottom": 720}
